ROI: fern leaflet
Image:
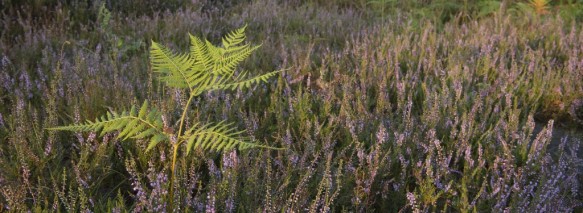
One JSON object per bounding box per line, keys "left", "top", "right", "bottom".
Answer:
{"left": 48, "top": 101, "right": 168, "bottom": 152}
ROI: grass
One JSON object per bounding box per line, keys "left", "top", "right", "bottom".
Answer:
{"left": 1, "top": 0, "right": 582, "bottom": 212}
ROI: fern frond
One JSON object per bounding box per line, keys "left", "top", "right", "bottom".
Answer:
{"left": 222, "top": 25, "right": 247, "bottom": 49}
{"left": 48, "top": 101, "right": 168, "bottom": 152}
{"left": 189, "top": 34, "right": 214, "bottom": 71}
{"left": 529, "top": 0, "right": 551, "bottom": 14}
{"left": 210, "top": 70, "right": 281, "bottom": 91}
{"left": 215, "top": 26, "right": 259, "bottom": 76}
{"left": 150, "top": 42, "right": 197, "bottom": 91}
{"left": 183, "top": 121, "right": 264, "bottom": 155}
{"left": 206, "top": 40, "right": 223, "bottom": 63}
{"left": 213, "top": 44, "right": 261, "bottom": 76}
{"left": 183, "top": 27, "right": 278, "bottom": 96}
{"left": 190, "top": 74, "right": 221, "bottom": 96}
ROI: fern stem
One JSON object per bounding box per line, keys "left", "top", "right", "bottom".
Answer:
{"left": 168, "top": 93, "right": 195, "bottom": 212}
{"left": 168, "top": 144, "right": 179, "bottom": 213}
{"left": 178, "top": 94, "right": 196, "bottom": 139}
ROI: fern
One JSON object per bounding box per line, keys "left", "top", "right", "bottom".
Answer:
{"left": 49, "top": 25, "right": 281, "bottom": 212}
{"left": 51, "top": 24, "right": 279, "bottom": 153}
{"left": 150, "top": 42, "right": 197, "bottom": 90}
{"left": 151, "top": 24, "right": 279, "bottom": 96}
{"left": 48, "top": 101, "right": 166, "bottom": 148}
{"left": 210, "top": 70, "right": 281, "bottom": 91}
{"left": 529, "top": 0, "right": 551, "bottom": 15}
{"left": 183, "top": 121, "right": 250, "bottom": 154}
{"left": 97, "top": 3, "right": 111, "bottom": 31}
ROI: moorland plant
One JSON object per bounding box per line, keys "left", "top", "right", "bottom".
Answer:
{"left": 0, "top": 0, "right": 582, "bottom": 212}
{"left": 48, "top": 25, "right": 281, "bottom": 212}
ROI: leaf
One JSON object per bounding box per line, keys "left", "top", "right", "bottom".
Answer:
{"left": 189, "top": 34, "right": 213, "bottom": 71}
{"left": 183, "top": 121, "right": 281, "bottom": 155}
{"left": 214, "top": 44, "right": 261, "bottom": 76}
{"left": 210, "top": 70, "right": 282, "bottom": 91}
{"left": 184, "top": 122, "right": 248, "bottom": 155}
{"left": 146, "top": 134, "right": 167, "bottom": 152}
{"left": 222, "top": 25, "right": 247, "bottom": 49}
{"left": 139, "top": 100, "right": 149, "bottom": 118}
{"left": 47, "top": 101, "right": 167, "bottom": 146}
{"left": 150, "top": 41, "right": 196, "bottom": 90}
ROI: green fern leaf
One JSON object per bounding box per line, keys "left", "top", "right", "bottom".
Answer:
{"left": 150, "top": 41, "right": 197, "bottom": 90}
{"left": 49, "top": 26, "right": 282, "bottom": 211}
{"left": 210, "top": 70, "right": 281, "bottom": 91}
{"left": 214, "top": 44, "right": 261, "bottom": 76}
{"left": 183, "top": 122, "right": 252, "bottom": 155}
{"left": 48, "top": 101, "right": 168, "bottom": 151}
{"left": 222, "top": 25, "right": 247, "bottom": 49}
{"left": 189, "top": 34, "right": 213, "bottom": 71}
{"left": 146, "top": 134, "right": 167, "bottom": 152}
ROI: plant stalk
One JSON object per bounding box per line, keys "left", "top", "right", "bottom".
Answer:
{"left": 168, "top": 144, "right": 180, "bottom": 213}
{"left": 168, "top": 93, "right": 195, "bottom": 212}
{"left": 178, "top": 94, "right": 196, "bottom": 137}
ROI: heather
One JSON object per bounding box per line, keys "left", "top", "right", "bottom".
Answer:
{"left": 1, "top": 0, "right": 582, "bottom": 212}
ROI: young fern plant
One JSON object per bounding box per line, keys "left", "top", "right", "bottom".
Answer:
{"left": 48, "top": 25, "right": 280, "bottom": 211}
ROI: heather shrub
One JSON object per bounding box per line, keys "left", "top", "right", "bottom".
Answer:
{"left": 0, "top": 0, "right": 582, "bottom": 212}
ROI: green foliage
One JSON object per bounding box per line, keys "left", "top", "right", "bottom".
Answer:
{"left": 97, "top": 3, "right": 111, "bottom": 32}
{"left": 557, "top": 1, "right": 583, "bottom": 22}
{"left": 366, "top": 0, "right": 396, "bottom": 15}
{"left": 150, "top": 25, "right": 279, "bottom": 96}
{"left": 50, "top": 25, "right": 279, "bottom": 155}
{"left": 183, "top": 121, "right": 257, "bottom": 155}
{"left": 47, "top": 25, "right": 280, "bottom": 211}
{"left": 48, "top": 101, "right": 167, "bottom": 151}
{"left": 476, "top": 1, "right": 502, "bottom": 18}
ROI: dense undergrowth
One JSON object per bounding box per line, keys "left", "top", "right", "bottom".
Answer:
{"left": 1, "top": 0, "right": 582, "bottom": 212}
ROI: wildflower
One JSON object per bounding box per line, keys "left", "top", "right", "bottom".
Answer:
{"left": 406, "top": 192, "right": 420, "bottom": 213}
{"left": 375, "top": 125, "right": 386, "bottom": 144}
